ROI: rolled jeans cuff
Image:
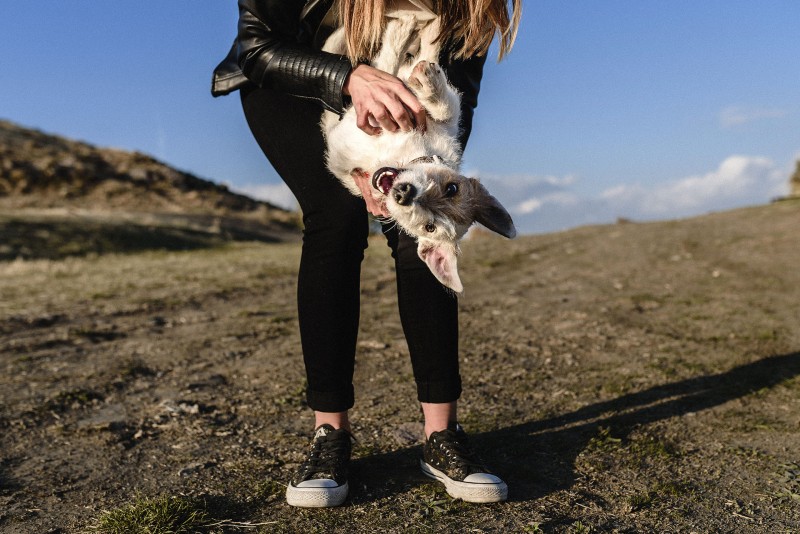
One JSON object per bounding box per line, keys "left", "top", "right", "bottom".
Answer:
{"left": 306, "top": 385, "right": 355, "bottom": 413}
{"left": 416, "top": 377, "right": 462, "bottom": 404}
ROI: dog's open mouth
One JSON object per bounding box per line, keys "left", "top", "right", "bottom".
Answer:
{"left": 372, "top": 167, "right": 401, "bottom": 196}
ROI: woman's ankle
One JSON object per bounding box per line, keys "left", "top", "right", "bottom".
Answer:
{"left": 421, "top": 401, "right": 457, "bottom": 438}
{"left": 314, "top": 410, "right": 351, "bottom": 433}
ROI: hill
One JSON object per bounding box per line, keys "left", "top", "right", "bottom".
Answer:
{"left": 0, "top": 119, "right": 299, "bottom": 259}
{"left": 1, "top": 199, "right": 799, "bottom": 532}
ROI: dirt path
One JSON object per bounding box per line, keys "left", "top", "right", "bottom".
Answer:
{"left": 1, "top": 201, "right": 799, "bottom": 533}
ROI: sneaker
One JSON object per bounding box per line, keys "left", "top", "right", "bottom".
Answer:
{"left": 420, "top": 422, "right": 508, "bottom": 503}
{"left": 285, "top": 424, "right": 352, "bottom": 507}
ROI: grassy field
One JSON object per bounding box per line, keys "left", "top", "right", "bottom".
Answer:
{"left": 1, "top": 200, "right": 799, "bottom": 532}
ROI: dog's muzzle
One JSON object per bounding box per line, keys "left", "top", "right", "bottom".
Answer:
{"left": 371, "top": 156, "right": 443, "bottom": 196}
{"left": 372, "top": 167, "right": 401, "bottom": 195}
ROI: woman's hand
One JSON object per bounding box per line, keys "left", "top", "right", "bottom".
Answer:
{"left": 352, "top": 169, "right": 390, "bottom": 217}
{"left": 343, "top": 64, "right": 427, "bottom": 136}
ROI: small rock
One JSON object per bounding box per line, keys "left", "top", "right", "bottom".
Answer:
{"left": 188, "top": 374, "right": 227, "bottom": 390}
{"left": 178, "top": 402, "right": 200, "bottom": 415}
{"left": 77, "top": 404, "right": 128, "bottom": 430}
{"left": 358, "top": 340, "right": 389, "bottom": 350}
{"left": 390, "top": 422, "right": 423, "bottom": 446}
{"left": 178, "top": 461, "right": 215, "bottom": 477}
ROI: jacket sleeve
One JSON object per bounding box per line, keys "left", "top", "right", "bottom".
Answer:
{"left": 444, "top": 52, "right": 488, "bottom": 151}
{"left": 236, "top": 0, "right": 352, "bottom": 114}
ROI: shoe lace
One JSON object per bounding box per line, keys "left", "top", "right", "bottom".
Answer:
{"left": 301, "top": 434, "right": 350, "bottom": 478}
{"left": 435, "top": 432, "right": 484, "bottom": 470}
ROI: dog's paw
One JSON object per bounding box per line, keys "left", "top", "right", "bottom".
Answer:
{"left": 408, "top": 60, "right": 445, "bottom": 100}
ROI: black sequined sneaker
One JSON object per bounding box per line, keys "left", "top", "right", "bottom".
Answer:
{"left": 286, "top": 424, "right": 352, "bottom": 507}
{"left": 420, "top": 422, "right": 508, "bottom": 503}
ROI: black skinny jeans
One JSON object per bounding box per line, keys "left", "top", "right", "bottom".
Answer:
{"left": 241, "top": 85, "right": 461, "bottom": 412}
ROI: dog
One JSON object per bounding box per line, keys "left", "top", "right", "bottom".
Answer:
{"left": 322, "top": 16, "right": 516, "bottom": 292}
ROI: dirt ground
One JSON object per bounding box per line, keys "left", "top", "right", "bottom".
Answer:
{"left": 1, "top": 200, "right": 799, "bottom": 533}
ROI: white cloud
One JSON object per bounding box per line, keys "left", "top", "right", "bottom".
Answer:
{"left": 232, "top": 182, "right": 297, "bottom": 211}
{"left": 719, "top": 106, "right": 789, "bottom": 128}
{"left": 475, "top": 155, "right": 792, "bottom": 235}
{"left": 612, "top": 156, "right": 786, "bottom": 217}
{"left": 513, "top": 191, "right": 580, "bottom": 215}
{"left": 515, "top": 197, "right": 542, "bottom": 214}
{"left": 473, "top": 172, "right": 575, "bottom": 191}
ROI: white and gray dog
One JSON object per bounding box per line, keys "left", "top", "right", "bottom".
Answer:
{"left": 322, "top": 16, "right": 516, "bottom": 292}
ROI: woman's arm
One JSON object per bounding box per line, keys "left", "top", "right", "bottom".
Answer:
{"left": 236, "top": 0, "right": 353, "bottom": 114}
{"left": 237, "top": 0, "right": 425, "bottom": 133}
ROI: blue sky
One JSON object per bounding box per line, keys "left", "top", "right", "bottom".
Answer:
{"left": 1, "top": 1, "right": 798, "bottom": 234}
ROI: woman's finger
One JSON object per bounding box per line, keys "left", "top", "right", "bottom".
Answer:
{"left": 393, "top": 86, "right": 427, "bottom": 132}
{"left": 370, "top": 106, "right": 399, "bottom": 133}
{"left": 356, "top": 107, "right": 381, "bottom": 135}
{"left": 385, "top": 99, "right": 415, "bottom": 131}
{"left": 405, "top": 98, "right": 427, "bottom": 133}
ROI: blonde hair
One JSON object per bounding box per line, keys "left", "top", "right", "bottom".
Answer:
{"left": 336, "top": 0, "right": 521, "bottom": 63}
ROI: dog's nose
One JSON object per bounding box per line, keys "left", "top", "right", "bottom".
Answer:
{"left": 393, "top": 182, "right": 416, "bottom": 206}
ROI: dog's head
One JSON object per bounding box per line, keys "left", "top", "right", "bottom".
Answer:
{"left": 372, "top": 160, "right": 516, "bottom": 292}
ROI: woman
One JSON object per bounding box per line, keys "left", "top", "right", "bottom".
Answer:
{"left": 212, "top": 0, "right": 520, "bottom": 507}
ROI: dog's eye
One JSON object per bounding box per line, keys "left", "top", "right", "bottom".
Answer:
{"left": 424, "top": 223, "right": 436, "bottom": 233}
{"left": 445, "top": 183, "right": 458, "bottom": 197}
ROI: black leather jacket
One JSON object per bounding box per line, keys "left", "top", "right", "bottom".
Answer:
{"left": 211, "top": 0, "right": 487, "bottom": 146}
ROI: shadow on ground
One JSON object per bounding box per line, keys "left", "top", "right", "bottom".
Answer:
{"left": 349, "top": 351, "right": 800, "bottom": 506}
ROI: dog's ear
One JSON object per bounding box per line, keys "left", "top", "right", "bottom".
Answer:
{"left": 469, "top": 178, "right": 517, "bottom": 239}
{"left": 417, "top": 240, "right": 463, "bottom": 293}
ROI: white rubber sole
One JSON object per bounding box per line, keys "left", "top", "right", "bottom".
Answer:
{"left": 420, "top": 461, "right": 508, "bottom": 503}
{"left": 285, "top": 481, "right": 349, "bottom": 508}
